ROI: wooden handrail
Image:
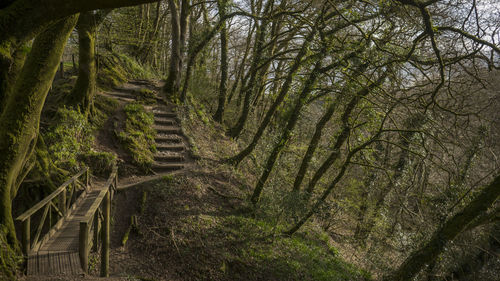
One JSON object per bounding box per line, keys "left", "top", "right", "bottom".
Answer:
{"left": 16, "top": 167, "right": 90, "bottom": 256}
{"left": 79, "top": 164, "right": 117, "bottom": 277}
{"left": 80, "top": 190, "right": 107, "bottom": 224}
{"left": 16, "top": 167, "right": 88, "bottom": 222}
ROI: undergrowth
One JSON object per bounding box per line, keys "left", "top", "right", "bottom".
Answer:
{"left": 126, "top": 175, "right": 370, "bottom": 281}
{"left": 98, "top": 52, "right": 156, "bottom": 90}
{"left": 116, "top": 102, "right": 156, "bottom": 172}
{"left": 43, "top": 107, "right": 94, "bottom": 172}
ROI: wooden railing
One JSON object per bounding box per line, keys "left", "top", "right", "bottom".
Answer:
{"left": 79, "top": 165, "right": 117, "bottom": 277}
{"left": 16, "top": 167, "right": 90, "bottom": 256}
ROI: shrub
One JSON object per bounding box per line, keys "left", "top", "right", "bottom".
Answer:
{"left": 43, "top": 107, "right": 93, "bottom": 171}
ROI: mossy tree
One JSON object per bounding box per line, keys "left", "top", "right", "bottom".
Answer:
{"left": 0, "top": 14, "right": 78, "bottom": 250}
{"left": 163, "top": 0, "right": 190, "bottom": 99}
{"left": 67, "top": 10, "right": 111, "bottom": 116}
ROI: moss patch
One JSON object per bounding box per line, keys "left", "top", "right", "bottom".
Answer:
{"left": 0, "top": 229, "right": 21, "bottom": 280}
{"left": 97, "top": 52, "right": 155, "bottom": 90}
{"left": 133, "top": 88, "right": 157, "bottom": 105}
{"left": 78, "top": 150, "right": 116, "bottom": 178}
{"left": 116, "top": 102, "right": 156, "bottom": 172}
{"left": 43, "top": 107, "right": 94, "bottom": 172}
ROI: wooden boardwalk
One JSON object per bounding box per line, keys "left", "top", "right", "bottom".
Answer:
{"left": 26, "top": 185, "right": 107, "bottom": 275}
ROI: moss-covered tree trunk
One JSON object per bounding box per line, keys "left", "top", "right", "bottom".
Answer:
{"left": 0, "top": 15, "right": 78, "bottom": 247}
{"left": 68, "top": 13, "right": 97, "bottom": 115}
{"left": 303, "top": 73, "right": 387, "bottom": 196}
{"left": 213, "top": 0, "right": 228, "bottom": 123}
{"left": 356, "top": 113, "right": 426, "bottom": 241}
{"left": 68, "top": 10, "right": 110, "bottom": 115}
{"left": 384, "top": 175, "right": 500, "bottom": 281}
{"left": 164, "top": 0, "right": 189, "bottom": 100}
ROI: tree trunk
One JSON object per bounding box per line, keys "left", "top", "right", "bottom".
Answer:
{"left": 226, "top": 27, "right": 318, "bottom": 165}
{"left": 292, "top": 95, "right": 339, "bottom": 192}
{"left": 250, "top": 58, "right": 324, "bottom": 205}
{"left": 68, "top": 13, "right": 97, "bottom": 115}
{"left": 67, "top": 10, "right": 110, "bottom": 116}
{"left": 384, "top": 175, "right": 500, "bottom": 281}
{"left": 229, "top": 0, "right": 272, "bottom": 138}
{"left": 0, "top": 44, "right": 28, "bottom": 113}
{"left": 164, "top": 0, "right": 182, "bottom": 99}
{"left": 304, "top": 72, "right": 388, "bottom": 196}
{"left": 357, "top": 113, "right": 426, "bottom": 241}
{"left": 213, "top": 0, "right": 228, "bottom": 123}
{"left": 0, "top": 15, "right": 78, "bottom": 247}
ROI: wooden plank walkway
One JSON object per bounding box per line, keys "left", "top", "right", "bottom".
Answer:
{"left": 27, "top": 184, "right": 106, "bottom": 276}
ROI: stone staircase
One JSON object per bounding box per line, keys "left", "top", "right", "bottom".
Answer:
{"left": 152, "top": 105, "right": 185, "bottom": 173}
{"left": 100, "top": 81, "right": 187, "bottom": 174}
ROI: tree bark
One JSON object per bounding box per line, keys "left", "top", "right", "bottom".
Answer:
{"left": 356, "top": 113, "right": 426, "bottom": 241}
{"left": 213, "top": 0, "right": 228, "bottom": 123}
{"left": 304, "top": 72, "right": 388, "bottom": 196}
{"left": 291, "top": 93, "right": 339, "bottom": 192}
{"left": 164, "top": 0, "right": 189, "bottom": 99}
{"left": 67, "top": 10, "right": 110, "bottom": 116}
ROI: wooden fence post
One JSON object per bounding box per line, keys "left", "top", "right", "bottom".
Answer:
{"left": 22, "top": 218, "right": 30, "bottom": 256}
{"left": 100, "top": 191, "right": 110, "bottom": 277}
{"left": 79, "top": 221, "right": 89, "bottom": 273}
{"left": 93, "top": 212, "right": 100, "bottom": 252}
{"left": 85, "top": 169, "right": 90, "bottom": 191}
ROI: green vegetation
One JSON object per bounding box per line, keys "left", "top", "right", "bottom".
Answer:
{"left": 125, "top": 176, "right": 369, "bottom": 281}
{"left": 79, "top": 150, "right": 117, "bottom": 178}
{"left": 1, "top": 1, "right": 499, "bottom": 280}
{"left": 44, "top": 107, "right": 94, "bottom": 171}
{"left": 98, "top": 52, "right": 156, "bottom": 90}
{"left": 117, "top": 102, "right": 156, "bottom": 171}
{"left": 92, "top": 94, "right": 120, "bottom": 126}
{"left": 0, "top": 229, "right": 20, "bottom": 280}
{"left": 133, "top": 88, "right": 157, "bottom": 105}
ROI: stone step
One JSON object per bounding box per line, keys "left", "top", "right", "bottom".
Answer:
{"left": 154, "top": 119, "right": 175, "bottom": 126}
{"left": 154, "top": 155, "right": 184, "bottom": 162}
{"left": 107, "top": 92, "right": 136, "bottom": 99}
{"left": 156, "top": 144, "right": 184, "bottom": 152}
{"left": 152, "top": 163, "right": 184, "bottom": 171}
{"left": 155, "top": 126, "right": 182, "bottom": 135}
{"left": 155, "top": 136, "right": 182, "bottom": 143}
{"left": 154, "top": 112, "right": 176, "bottom": 118}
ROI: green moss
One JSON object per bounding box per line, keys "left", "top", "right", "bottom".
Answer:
{"left": 116, "top": 102, "right": 156, "bottom": 171}
{"left": 43, "top": 107, "right": 93, "bottom": 172}
{"left": 134, "top": 88, "right": 157, "bottom": 105}
{"left": 78, "top": 150, "right": 116, "bottom": 178}
{"left": 97, "top": 52, "right": 156, "bottom": 90}
{"left": 92, "top": 94, "right": 119, "bottom": 127}
{"left": 0, "top": 229, "right": 21, "bottom": 280}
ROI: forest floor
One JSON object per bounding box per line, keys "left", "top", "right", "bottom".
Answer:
{"left": 22, "top": 80, "right": 369, "bottom": 281}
